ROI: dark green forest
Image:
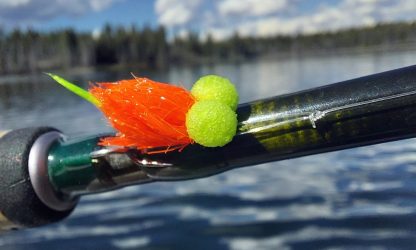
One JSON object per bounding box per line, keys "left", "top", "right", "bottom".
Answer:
{"left": 1, "top": 21, "right": 416, "bottom": 75}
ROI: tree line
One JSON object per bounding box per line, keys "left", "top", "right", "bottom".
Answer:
{"left": 0, "top": 21, "right": 416, "bottom": 75}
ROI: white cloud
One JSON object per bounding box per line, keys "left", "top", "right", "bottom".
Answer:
{"left": 239, "top": 17, "right": 297, "bottom": 37}
{"left": 92, "top": 27, "right": 102, "bottom": 39}
{"left": 204, "top": 27, "right": 232, "bottom": 41}
{"left": 0, "top": 0, "right": 121, "bottom": 26}
{"left": 155, "top": 0, "right": 202, "bottom": 27}
{"left": 308, "top": 0, "right": 416, "bottom": 32}
{"left": 155, "top": 0, "right": 416, "bottom": 40}
{"left": 89, "top": 0, "right": 118, "bottom": 12}
{"left": 218, "top": 0, "right": 288, "bottom": 17}
{"left": 177, "top": 29, "right": 190, "bottom": 39}
{"left": 0, "top": 0, "right": 30, "bottom": 7}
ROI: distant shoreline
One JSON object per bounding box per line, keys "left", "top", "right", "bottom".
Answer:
{"left": 259, "top": 42, "right": 416, "bottom": 61}
{"left": 1, "top": 21, "right": 416, "bottom": 75}
{"left": 1, "top": 44, "right": 415, "bottom": 83}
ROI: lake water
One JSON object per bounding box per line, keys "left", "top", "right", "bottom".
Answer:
{"left": 1, "top": 50, "right": 416, "bottom": 249}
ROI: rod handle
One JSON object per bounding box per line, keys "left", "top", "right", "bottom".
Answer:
{"left": 0, "top": 127, "right": 76, "bottom": 231}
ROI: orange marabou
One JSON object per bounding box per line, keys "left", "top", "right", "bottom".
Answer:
{"left": 90, "top": 77, "right": 195, "bottom": 153}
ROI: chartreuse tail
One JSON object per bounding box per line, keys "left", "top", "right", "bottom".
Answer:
{"left": 45, "top": 73, "right": 101, "bottom": 107}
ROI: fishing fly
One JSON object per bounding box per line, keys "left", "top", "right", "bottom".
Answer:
{"left": 47, "top": 73, "right": 239, "bottom": 154}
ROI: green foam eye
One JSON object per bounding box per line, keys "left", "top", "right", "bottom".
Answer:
{"left": 186, "top": 100, "right": 237, "bottom": 147}
{"left": 191, "top": 75, "right": 239, "bottom": 111}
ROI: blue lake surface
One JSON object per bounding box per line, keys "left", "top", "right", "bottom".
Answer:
{"left": 0, "top": 50, "right": 416, "bottom": 249}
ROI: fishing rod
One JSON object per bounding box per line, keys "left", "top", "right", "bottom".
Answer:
{"left": 1, "top": 65, "right": 416, "bottom": 231}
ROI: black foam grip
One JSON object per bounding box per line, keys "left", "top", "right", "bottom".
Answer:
{"left": 0, "top": 127, "right": 75, "bottom": 228}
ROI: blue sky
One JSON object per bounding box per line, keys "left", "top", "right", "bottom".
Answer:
{"left": 0, "top": 0, "right": 415, "bottom": 40}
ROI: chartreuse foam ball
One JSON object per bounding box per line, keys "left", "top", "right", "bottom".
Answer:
{"left": 191, "top": 75, "right": 239, "bottom": 111}
{"left": 186, "top": 100, "right": 237, "bottom": 147}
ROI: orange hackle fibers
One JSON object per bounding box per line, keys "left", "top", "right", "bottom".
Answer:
{"left": 90, "top": 77, "right": 195, "bottom": 153}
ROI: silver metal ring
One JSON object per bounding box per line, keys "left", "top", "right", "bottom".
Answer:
{"left": 28, "top": 131, "right": 78, "bottom": 211}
